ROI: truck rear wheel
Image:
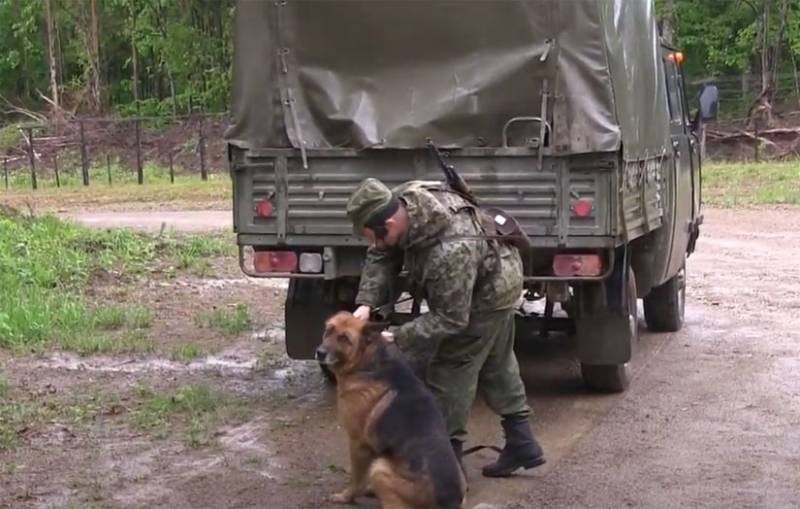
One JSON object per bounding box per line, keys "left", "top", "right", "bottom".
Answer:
{"left": 644, "top": 265, "right": 686, "bottom": 332}
{"left": 580, "top": 266, "right": 638, "bottom": 393}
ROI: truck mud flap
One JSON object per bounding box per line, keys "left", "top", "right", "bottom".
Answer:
{"left": 284, "top": 279, "right": 355, "bottom": 360}
{"left": 576, "top": 253, "right": 636, "bottom": 366}
{"left": 576, "top": 312, "right": 633, "bottom": 365}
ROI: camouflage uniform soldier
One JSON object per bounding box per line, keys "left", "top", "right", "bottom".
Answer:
{"left": 346, "top": 178, "right": 546, "bottom": 478}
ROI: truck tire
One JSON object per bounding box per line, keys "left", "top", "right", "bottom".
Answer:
{"left": 580, "top": 266, "right": 638, "bottom": 393}
{"left": 644, "top": 265, "right": 685, "bottom": 332}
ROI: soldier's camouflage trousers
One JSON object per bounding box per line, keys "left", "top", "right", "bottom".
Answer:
{"left": 426, "top": 308, "right": 531, "bottom": 441}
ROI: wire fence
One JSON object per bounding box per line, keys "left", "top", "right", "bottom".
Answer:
{"left": 4, "top": 72, "right": 800, "bottom": 191}
{"left": 1, "top": 112, "right": 230, "bottom": 191}
{"left": 685, "top": 71, "right": 800, "bottom": 120}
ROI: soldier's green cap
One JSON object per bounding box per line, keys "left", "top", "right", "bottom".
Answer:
{"left": 346, "top": 178, "right": 394, "bottom": 234}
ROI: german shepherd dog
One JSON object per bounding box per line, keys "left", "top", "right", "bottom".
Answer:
{"left": 316, "top": 311, "right": 466, "bottom": 509}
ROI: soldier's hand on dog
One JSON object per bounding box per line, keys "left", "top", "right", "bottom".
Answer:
{"left": 353, "top": 305, "right": 371, "bottom": 320}
{"left": 353, "top": 305, "right": 394, "bottom": 342}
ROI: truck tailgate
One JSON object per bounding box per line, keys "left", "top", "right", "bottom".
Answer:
{"left": 233, "top": 149, "right": 616, "bottom": 248}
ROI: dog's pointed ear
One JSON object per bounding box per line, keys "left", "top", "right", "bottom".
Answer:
{"left": 362, "top": 321, "right": 386, "bottom": 342}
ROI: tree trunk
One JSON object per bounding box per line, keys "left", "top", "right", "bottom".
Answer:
{"left": 742, "top": 70, "right": 751, "bottom": 117}
{"left": 167, "top": 68, "right": 177, "bottom": 118}
{"left": 56, "top": 5, "right": 65, "bottom": 93}
{"left": 761, "top": 0, "right": 771, "bottom": 95}
{"left": 88, "top": 0, "right": 102, "bottom": 113}
{"left": 770, "top": 0, "right": 791, "bottom": 103}
{"left": 216, "top": 1, "right": 225, "bottom": 69}
{"left": 131, "top": 2, "right": 140, "bottom": 112}
{"left": 14, "top": 0, "right": 30, "bottom": 99}
{"left": 750, "top": 0, "right": 776, "bottom": 128}
{"left": 44, "top": 0, "right": 60, "bottom": 115}
{"left": 792, "top": 56, "right": 800, "bottom": 108}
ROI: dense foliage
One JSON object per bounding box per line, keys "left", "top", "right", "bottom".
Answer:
{"left": 0, "top": 0, "right": 232, "bottom": 118}
{"left": 0, "top": 1, "right": 799, "bottom": 122}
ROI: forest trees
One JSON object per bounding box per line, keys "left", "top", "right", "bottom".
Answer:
{"left": 0, "top": 0, "right": 233, "bottom": 120}
{"left": 1, "top": 0, "right": 800, "bottom": 126}
{"left": 659, "top": 0, "right": 800, "bottom": 125}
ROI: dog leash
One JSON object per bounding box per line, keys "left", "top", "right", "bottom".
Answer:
{"left": 369, "top": 295, "right": 415, "bottom": 321}
{"left": 463, "top": 444, "right": 503, "bottom": 456}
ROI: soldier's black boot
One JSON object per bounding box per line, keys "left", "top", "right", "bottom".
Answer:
{"left": 481, "top": 415, "right": 545, "bottom": 477}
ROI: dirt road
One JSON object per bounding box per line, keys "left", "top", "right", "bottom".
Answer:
{"left": 61, "top": 210, "right": 232, "bottom": 232}
{"left": 3, "top": 207, "right": 800, "bottom": 508}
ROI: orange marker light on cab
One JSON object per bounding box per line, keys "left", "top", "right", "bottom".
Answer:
{"left": 668, "top": 52, "right": 685, "bottom": 65}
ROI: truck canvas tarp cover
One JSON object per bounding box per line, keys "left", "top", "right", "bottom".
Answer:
{"left": 224, "top": 0, "right": 669, "bottom": 161}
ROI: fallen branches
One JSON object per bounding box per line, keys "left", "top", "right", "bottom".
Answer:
{"left": 0, "top": 94, "right": 48, "bottom": 124}
{"left": 706, "top": 127, "right": 800, "bottom": 141}
{"left": 705, "top": 121, "right": 800, "bottom": 161}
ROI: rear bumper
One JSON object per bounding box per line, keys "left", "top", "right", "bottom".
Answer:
{"left": 237, "top": 241, "right": 617, "bottom": 283}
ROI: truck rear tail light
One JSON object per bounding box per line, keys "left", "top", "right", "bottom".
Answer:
{"left": 572, "top": 199, "right": 593, "bottom": 218}
{"left": 253, "top": 251, "right": 297, "bottom": 273}
{"left": 553, "top": 254, "right": 603, "bottom": 277}
{"left": 255, "top": 200, "right": 273, "bottom": 218}
{"left": 299, "top": 253, "right": 323, "bottom": 273}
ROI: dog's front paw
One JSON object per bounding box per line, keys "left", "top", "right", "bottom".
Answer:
{"left": 329, "top": 490, "right": 356, "bottom": 504}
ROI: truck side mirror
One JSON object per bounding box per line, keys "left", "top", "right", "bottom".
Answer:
{"left": 698, "top": 84, "right": 719, "bottom": 123}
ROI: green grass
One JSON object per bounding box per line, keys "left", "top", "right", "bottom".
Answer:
{"left": 703, "top": 161, "right": 800, "bottom": 207}
{"left": 0, "top": 390, "right": 111, "bottom": 452}
{"left": 173, "top": 234, "right": 233, "bottom": 276}
{"left": 91, "top": 305, "right": 152, "bottom": 331}
{"left": 257, "top": 345, "right": 281, "bottom": 370}
{"left": 0, "top": 212, "right": 233, "bottom": 352}
{"left": 0, "top": 376, "right": 10, "bottom": 399}
{"left": 133, "top": 384, "right": 232, "bottom": 447}
{"left": 194, "top": 304, "right": 252, "bottom": 335}
{"left": 1, "top": 379, "right": 250, "bottom": 453}
{"left": 3, "top": 160, "right": 225, "bottom": 190}
{"left": 91, "top": 306, "right": 127, "bottom": 330}
{"left": 0, "top": 400, "right": 41, "bottom": 451}
{"left": 127, "top": 307, "right": 153, "bottom": 329}
{"left": 1, "top": 161, "right": 230, "bottom": 211}
{"left": 58, "top": 331, "right": 155, "bottom": 357}
{"left": 170, "top": 343, "right": 206, "bottom": 363}
{"left": 0, "top": 123, "right": 21, "bottom": 152}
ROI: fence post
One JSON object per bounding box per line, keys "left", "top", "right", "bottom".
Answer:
{"left": 3, "top": 157, "right": 8, "bottom": 190}
{"left": 135, "top": 119, "right": 143, "bottom": 185}
{"left": 27, "top": 128, "right": 37, "bottom": 190}
{"left": 54, "top": 151, "right": 60, "bottom": 188}
{"left": 198, "top": 122, "right": 207, "bottom": 181}
{"left": 80, "top": 120, "right": 90, "bottom": 186}
{"left": 169, "top": 152, "right": 175, "bottom": 183}
{"left": 107, "top": 154, "right": 112, "bottom": 186}
{"left": 753, "top": 124, "right": 760, "bottom": 162}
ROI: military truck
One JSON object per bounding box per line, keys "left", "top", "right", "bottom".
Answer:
{"left": 224, "top": 0, "right": 714, "bottom": 392}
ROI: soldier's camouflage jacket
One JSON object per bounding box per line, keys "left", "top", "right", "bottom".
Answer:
{"left": 355, "top": 181, "right": 523, "bottom": 352}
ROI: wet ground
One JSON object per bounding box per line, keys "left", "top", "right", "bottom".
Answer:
{"left": 2, "top": 207, "right": 800, "bottom": 508}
